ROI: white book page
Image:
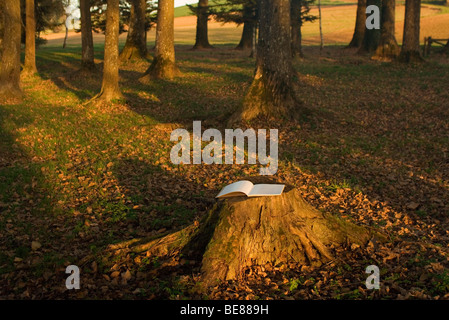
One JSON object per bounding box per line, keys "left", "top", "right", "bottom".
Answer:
{"left": 216, "top": 181, "right": 254, "bottom": 198}
{"left": 247, "top": 184, "right": 285, "bottom": 197}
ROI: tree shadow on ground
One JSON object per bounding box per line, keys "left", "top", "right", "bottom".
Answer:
{"left": 0, "top": 104, "right": 61, "bottom": 298}
{"left": 79, "top": 158, "right": 220, "bottom": 299}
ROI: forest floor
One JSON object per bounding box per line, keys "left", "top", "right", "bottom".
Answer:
{"left": 1, "top": 13, "right": 449, "bottom": 300}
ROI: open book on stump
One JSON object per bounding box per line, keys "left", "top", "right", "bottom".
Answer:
{"left": 216, "top": 180, "right": 285, "bottom": 199}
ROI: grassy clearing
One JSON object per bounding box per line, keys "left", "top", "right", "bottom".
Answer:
{"left": 1, "top": 29, "right": 449, "bottom": 299}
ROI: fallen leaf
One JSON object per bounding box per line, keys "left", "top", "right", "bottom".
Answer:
{"left": 31, "top": 241, "right": 42, "bottom": 251}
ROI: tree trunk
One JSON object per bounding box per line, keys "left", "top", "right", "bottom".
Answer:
{"left": 236, "top": 21, "right": 254, "bottom": 50}
{"left": 235, "top": 5, "right": 254, "bottom": 51}
{"left": 0, "top": 1, "right": 4, "bottom": 61}
{"left": 193, "top": 0, "right": 213, "bottom": 49}
{"left": 23, "top": 0, "right": 37, "bottom": 75}
{"left": 358, "top": 0, "right": 381, "bottom": 53}
{"left": 99, "top": 180, "right": 381, "bottom": 288}
{"left": 348, "top": 0, "right": 366, "bottom": 48}
{"left": 231, "top": 0, "right": 299, "bottom": 123}
{"left": 63, "top": 23, "right": 69, "bottom": 48}
{"left": 120, "top": 0, "right": 149, "bottom": 61}
{"left": 140, "top": 0, "right": 178, "bottom": 81}
{"left": 291, "top": 0, "right": 303, "bottom": 58}
{"left": 80, "top": 0, "right": 96, "bottom": 71}
{"left": 318, "top": 0, "right": 324, "bottom": 53}
{"left": 372, "top": 0, "right": 399, "bottom": 60}
{"left": 398, "top": 0, "right": 423, "bottom": 62}
{"left": 0, "top": 0, "right": 22, "bottom": 102}
{"left": 96, "top": 0, "right": 122, "bottom": 102}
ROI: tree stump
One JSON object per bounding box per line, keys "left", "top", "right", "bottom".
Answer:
{"left": 99, "top": 179, "right": 382, "bottom": 288}
{"left": 192, "top": 185, "right": 377, "bottom": 286}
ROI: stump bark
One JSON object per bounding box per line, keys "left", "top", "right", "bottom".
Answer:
{"left": 101, "top": 181, "right": 381, "bottom": 288}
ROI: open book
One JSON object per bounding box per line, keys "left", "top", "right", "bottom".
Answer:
{"left": 216, "top": 180, "right": 285, "bottom": 199}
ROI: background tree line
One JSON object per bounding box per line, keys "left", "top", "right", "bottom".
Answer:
{"left": 1, "top": 0, "right": 447, "bottom": 109}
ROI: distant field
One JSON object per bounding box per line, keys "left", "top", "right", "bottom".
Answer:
{"left": 43, "top": 3, "right": 449, "bottom": 48}
{"left": 174, "top": 0, "right": 359, "bottom": 17}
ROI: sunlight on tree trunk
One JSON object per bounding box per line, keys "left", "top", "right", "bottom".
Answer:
{"left": 95, "top": 0, "right": 123, "bottom": 102}
{"left": 140, "top": 0, "right": 179, "bottom": 81}
{"left": 23, "top": 0, "right": 38, "bottom": 76}
{"left": 120, "top": 0, "right": 149, "bottom": 61}
{"left": 0, "top": 0, "right": 22, "bottom": 103}
{"left": 230, "top": 0, "right": 300, "bottom": 124}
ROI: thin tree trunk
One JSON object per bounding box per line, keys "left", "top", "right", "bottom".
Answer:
{"left": 291, "top": 0, "right": 303, "bottom": 58}
{"left": 0, "top": 2, "right": 3, "bottom": 61}
{"left": 140, "top": 0, "right": 178, "bottom": 81}
{"left": 0, "top": 1, "right": 5, "bottom": 53}
{"left": 358, "top": 0, "right": 381, "bottom": 53}
{"left": 235, "top": 4, "right": 254, "bottom": 50}
{"left": 120, "top": 0, "right": 148, "bottom": 60}
{"left": 399, "top": 0, "right": 423, "bottom": 62}
{"left": 348, "top": 0, "right": 366, "bottom": 48}
{"left": 0, "top": 0, "right": 22, "bottom": 102}
{"left": 63, "top": 23, "right": 69, "bottom": 48}
{"left": 193, "top": 0, "right": 213, "bottom": 49}
{"left": 231, "top": 0, "right": 299, "bottom": 123}
{"left": 96, "top": 0, "right": 122, "bottom": 102}
{"left": 318, "top": 0, "right": 324, "bottom": 53}
{"left": 372, "top": 0, "right": 399, "bottom": 60}
{"left": 23, "top": 0, "right": 37, "bottom": 75}
{"left": 80, "top": 0, "right": 96, "bottom": 70}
